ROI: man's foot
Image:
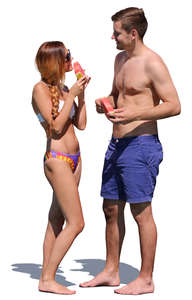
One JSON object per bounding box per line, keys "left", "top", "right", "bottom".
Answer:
{"left": 114, "top": 277, "right": 154, "bottom": 295}
{"left": 38, "top": 279, "right": 76, "bottom": 295}
{"left": 79, "top": 270, "right": 120, "bottom": 288}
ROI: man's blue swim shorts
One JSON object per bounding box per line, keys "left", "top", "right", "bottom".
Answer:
{"left": 100, "top": 135, "right": 163, "bottom": 203}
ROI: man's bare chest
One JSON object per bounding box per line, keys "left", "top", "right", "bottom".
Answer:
{"left": 115, "top": 61, "right": 150, "bottom": 95}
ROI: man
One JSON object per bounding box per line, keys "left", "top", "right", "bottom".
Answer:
{"left": 80, "top": 7, "right": 181, "bottom": 295}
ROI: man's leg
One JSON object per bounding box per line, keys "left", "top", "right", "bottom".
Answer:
{"left": 114, "top": 202, "right": 156, "bottom": 295}
{"left": 80, "top": 199, "right": 126, "bottom": 287}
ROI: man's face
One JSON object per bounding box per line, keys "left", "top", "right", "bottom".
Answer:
{"left": 112, "top": 21, "right": 133, "bottom": 51}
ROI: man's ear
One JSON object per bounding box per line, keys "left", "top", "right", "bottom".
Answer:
{"left": 131, "top": 29, "right": 137, "bottom": 40}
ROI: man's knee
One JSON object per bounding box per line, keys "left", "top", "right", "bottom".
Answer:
{"left": 103, "top": 205, "right": 117, "bottom": 221}
{"left": 102, "top": 199, "right": 121, "bottom": 222}
{"left": 130, "top": 202, "right": 152, "bottom": 224}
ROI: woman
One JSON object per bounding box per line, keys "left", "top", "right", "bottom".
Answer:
{"left": 32, "top": 41, "right": 89, "bottom": 295}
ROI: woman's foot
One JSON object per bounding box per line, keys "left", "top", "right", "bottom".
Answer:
{"left": 79, "top": 270, "right": 120, "bottom": 287}
{"left": 114, "top": 277, "right": 154, "bottom": 295}
{"left": 39, "top": 279, "right": 76, "bottom": 295}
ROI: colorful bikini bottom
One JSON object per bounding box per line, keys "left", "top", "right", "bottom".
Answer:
{"left": 44, "top": 150, "right": 81, "bottom": 173}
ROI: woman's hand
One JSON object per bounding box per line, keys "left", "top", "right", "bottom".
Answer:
{"left": 84, "top": 75, "right": 91, "bottom": 88}
{"left": 76, "top": 76, "right": 91, "bottom": 102}
{"left": 69, "top": 76, "right": 88, "bottom": 98}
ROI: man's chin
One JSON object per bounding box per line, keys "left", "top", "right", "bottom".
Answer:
{"left": 116, "top": 43, "right": 123, "bottom": 50}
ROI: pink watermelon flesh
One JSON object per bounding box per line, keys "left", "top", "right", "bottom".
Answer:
{"left": 73, "top": 62, "right": 85, "bottom": 76}
{"left": 101, "top": 98, "right": 114, "bottom": 113}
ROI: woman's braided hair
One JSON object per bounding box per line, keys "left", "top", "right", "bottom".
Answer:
{"left": 48, "top": 85, "right": 60, "bottom": 120}
{"left": 35, "top": 41, "right": 66, "bottom": 136}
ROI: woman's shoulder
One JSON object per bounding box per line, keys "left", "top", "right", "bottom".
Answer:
{"left": 33, "top": 81, "right": 50, "bottom": 98}
{"left": 33, "top": 81, "right": 48, "bottom": 94}
{"left": 32, "top": 81, "right": 51, "bottom": 107}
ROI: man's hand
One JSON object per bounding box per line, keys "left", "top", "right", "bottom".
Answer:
{"left": 95, "top": 98, "right": 105, "bottom": 113}
{"left": 107, "top": 107, "right": 137, "bottom": 124}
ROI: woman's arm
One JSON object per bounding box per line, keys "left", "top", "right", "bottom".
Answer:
{"left": 73, "top": 92, "right": 87, "bottom": 130}
{"left": 54, "top": 77, "right": 88, "bottom": 134}
{"left": 32, "top": 83, "right": 52, "bottom": 125}
{"left": 32, "top": 83, "right": 75, "bottom": 135}
{"left": 33, "top": 77, "right": 87, "bottom": 135}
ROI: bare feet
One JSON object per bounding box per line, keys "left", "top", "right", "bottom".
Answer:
{"left": 79, "top": 270, "right": 120, "bottom": 288}
{"left": 38, "top": 279, "right": 76, "bottom": 295}
{"left": 114, "top": 277, "right": 154, "bottom": 295}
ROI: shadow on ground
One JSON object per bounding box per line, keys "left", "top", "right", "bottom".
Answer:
{"left": 71, "top": 259, "right": 139, "bottom": 284}
{"left": 11, "top": 263, "right": 74, "bottom": 286}
{"left": 11, "top": 259, "right": 139, "bottom": 286}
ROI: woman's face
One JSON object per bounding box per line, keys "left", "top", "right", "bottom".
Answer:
{"left": 64, "top": 48, "right": 73, "bottom": 72}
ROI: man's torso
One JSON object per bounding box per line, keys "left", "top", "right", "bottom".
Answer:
{"left": 113, "top": 48, "right": 160, "bottom": 138}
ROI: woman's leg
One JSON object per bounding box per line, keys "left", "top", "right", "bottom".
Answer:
{"left": 41, "top": 193, "right": 65, "bottom": 277}
{"left": 41, "top": 160, "right": 82, "bottom": 275}
{"left": 39, "top": 159, "right": 84, "bottom": 294}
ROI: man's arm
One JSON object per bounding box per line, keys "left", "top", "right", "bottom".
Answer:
{"left": 110, "top": 56, "right": 181, "bottom": 123}
{"left": 141, "top": 57, "right": 181, "bottom": 119}
{"left": 95, "top": 53, "right": 120, "bottom": 113}
{"left": 108, "top": 54, "right": 120, "bottom": 107}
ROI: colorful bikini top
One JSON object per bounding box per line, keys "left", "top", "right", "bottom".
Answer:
{"left": 37, "top": 100, "right": 75, "bottom": 123}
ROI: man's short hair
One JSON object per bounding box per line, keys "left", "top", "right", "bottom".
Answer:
{"left": 111, "top": 7, "right": 148, "bottom": 40}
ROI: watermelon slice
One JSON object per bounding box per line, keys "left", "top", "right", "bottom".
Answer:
{"left": 73, "top": 61, "right": 85, "bottom": 80}
{"left": 101, "top": 98, "right": 114, "bottom": 114}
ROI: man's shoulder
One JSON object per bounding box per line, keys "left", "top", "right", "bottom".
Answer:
{"left": 115, "top": 51, "right": 127, "bottom": 62}
{"left": 143, "top": 48, "right": 170, "bottom": 82}
{"left": 145, "top": 48, "right": 165, "bottom": 68}
{"left": 114, "top": 51, "right": 127, "bottom": 71}
{"left": 144, "top": 48, "right": 167, "bottom": 75}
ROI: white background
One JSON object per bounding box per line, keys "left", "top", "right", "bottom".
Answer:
{"left": 1, "top": 0, "right": 192, "bottom": 299}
